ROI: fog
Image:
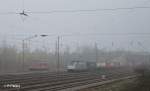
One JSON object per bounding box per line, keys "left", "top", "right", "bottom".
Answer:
{"left": 0, "top": 0, "right": 150, "bottom": 50}
{"left": 0, "top": 0, "right": 150, "bottom": 73}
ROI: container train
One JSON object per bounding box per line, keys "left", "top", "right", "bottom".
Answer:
{"left": 67, "top": 60, "right": 121, "bottom": 72}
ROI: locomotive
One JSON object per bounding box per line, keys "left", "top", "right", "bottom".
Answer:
{"left": 29, "top": 61, "right": 49, "bottom": 71}
{"left": 67, "top": 60, "right": 97, "bottom": 72}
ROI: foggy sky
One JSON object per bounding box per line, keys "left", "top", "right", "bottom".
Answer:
{"left": 0, "top": 0, "right": 150, "bottom": 51}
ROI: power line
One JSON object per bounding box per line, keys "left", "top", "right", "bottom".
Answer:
{"left": 26, "top": 6, "right": 150, "bottom": 14}
{"left": 0, "top": 12, "right": 18, "bottom": 15}
{"left": 60, "top": 33, "right": 150, "bottom": 37}
{"left": 1, "top": 33, "right": 150, "bottom": 37}
{"left": 0, "top": 6, "right": 150, "bottom": 15}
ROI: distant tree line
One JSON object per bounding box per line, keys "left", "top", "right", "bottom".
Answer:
{"left": 0, "top": 43, "right": 149, "bottom": 73}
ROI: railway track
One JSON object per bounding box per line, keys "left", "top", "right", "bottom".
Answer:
{"left": 0, "top": 68, "right": 136, "bottom": 91}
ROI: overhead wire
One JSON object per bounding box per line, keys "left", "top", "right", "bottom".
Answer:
{"left": 0, "top": 12, "right": 19, "bottom": 15}
{"left": 26, "top": 6, "right": 150, "bottom": 14}
{"left": 60, "top": 33, "right": 150, "bottom": 37}
{"left": 0, "top": 6, "right": 150, "bottom": 15}
{"left": 1, "top": 33, "right": 150, "bottom": 37}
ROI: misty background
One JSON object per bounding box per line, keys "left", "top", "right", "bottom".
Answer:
{"left": 0, "top": 0, "right": 150, "bottom": 73}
